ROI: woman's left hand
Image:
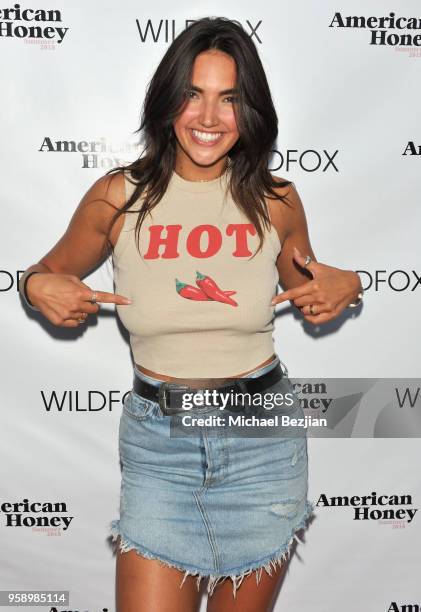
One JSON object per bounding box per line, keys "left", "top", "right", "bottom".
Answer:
{"left": 271, "top": 246, "right": 363, "bottom": 324}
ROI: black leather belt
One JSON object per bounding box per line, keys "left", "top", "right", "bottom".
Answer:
{"left": 132, "top": 363, "right": 285, "bottom": 416}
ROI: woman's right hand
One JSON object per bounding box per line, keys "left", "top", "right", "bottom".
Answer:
{"left": 26, "top": 272, "right": 132, "bottom": 328}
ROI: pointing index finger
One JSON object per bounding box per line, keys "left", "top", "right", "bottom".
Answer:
{"left": 87, "top": 291, "right": 132, "bottom": 305}
{"left": 271, "top": 282, "right": 313, "bottom": 305}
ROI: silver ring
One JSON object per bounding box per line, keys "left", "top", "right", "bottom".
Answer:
{"left": 304, "top": 255, "right": 312, "bottom": 267}
{"left": 90, "top": 291, "right": 97, "bottom": 304}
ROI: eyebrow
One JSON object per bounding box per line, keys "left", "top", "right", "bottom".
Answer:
{"left": 189, "top": 85, "right": 238, "bottom": 95}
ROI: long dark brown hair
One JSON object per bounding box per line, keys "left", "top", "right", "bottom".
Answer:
{"left": 103, "top": 16, "right": 293, "bottom": 261}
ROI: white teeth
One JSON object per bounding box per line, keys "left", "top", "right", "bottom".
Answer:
{"left": 192, "top": 129, "right": 222, "bottom": 142}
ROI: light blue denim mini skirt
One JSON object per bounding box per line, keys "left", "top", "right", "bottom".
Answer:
{"left": 109, "top": 355, "right": 315, "bottom": 598}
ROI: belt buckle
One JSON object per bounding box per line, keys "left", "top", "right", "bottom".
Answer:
{"left": 158, "top": 382, "right": 168, "bottom": 414}
{"left": 158, "top": 382, "right": 191, "bottom": 416}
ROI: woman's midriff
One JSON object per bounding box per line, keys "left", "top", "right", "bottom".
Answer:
{"left": 135, "top": 354, "right": 277, "bottom": 389}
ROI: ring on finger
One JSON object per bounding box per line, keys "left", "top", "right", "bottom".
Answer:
{"left": 302, "top": 304, "right": 315, "bottom": 315}
{"left": 90, "top": 291, "right": 98, "bottom": 304}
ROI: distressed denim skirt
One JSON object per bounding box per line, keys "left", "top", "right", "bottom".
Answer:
{"left": 109, "top": 355, "right": 315, "bottom": 598}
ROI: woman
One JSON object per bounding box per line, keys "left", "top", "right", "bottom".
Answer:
{"left": 19, "top": 17, "right": 363, "bottom": 612}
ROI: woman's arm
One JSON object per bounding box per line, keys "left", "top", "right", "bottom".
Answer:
{"left": 33, "top": 172, "right": 125, "bottom": 278}
{"left": 269, "top": 181, "right": 318, "bottom": 291}
{"left": 19, "top": 172, "right": 132, "bottom": 326}
{"left": 268, "top": 180, "right": 362, "bottom": 323}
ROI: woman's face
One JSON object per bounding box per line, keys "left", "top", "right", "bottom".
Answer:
{"left": 173, "top": 50, "right": 240, "bottom": 175}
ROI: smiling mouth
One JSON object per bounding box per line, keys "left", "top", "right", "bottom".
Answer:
{"left": 189, "top": 128, "right": 225, "bottom": 145}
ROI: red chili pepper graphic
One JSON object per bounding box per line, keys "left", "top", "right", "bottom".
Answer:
{"left": 195, "top": 270, "right": 221, "bottom": 292}
{"left": 175, "top": 278, "right": 211, "bottom": 301}
{"left": 195, "top": 271, "right": 238, "bottom": 307}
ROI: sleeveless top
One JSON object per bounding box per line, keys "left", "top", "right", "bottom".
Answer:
{"left": 112, "top": 168, "right": 282, "bottom": 378}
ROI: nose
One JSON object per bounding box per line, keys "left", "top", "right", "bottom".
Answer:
{"left": 198, "top": 98, "right": 219, "bottom": 128}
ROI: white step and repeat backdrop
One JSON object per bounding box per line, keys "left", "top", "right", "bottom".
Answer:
{"left": 1, "top": 1, "right": 421, "bottom": 611}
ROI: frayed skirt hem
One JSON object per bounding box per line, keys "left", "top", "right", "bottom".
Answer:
{"left": 109, "top": 499, "right": 315, "bottom": 599}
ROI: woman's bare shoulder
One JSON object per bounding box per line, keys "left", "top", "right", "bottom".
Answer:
{"left": 37, "top": 170, "right": 128, "bottom": 278}
{"left": 85, "top": 171, "right": 127, "bottom": 245}
{"left": 92, "top": 171, "right": 127, "bottom": 213}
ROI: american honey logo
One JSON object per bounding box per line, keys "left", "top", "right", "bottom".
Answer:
{"left": 317, "top": 491, "right": 418, "bottom": 523}
{"left": 0, "top": 4, "right": 69, "bottom": 44}
{"left": 0, "top": 498, "right": 73, "bottom": 531}
{"left": 329, "top": 12, "right": 421, "bottom": 47}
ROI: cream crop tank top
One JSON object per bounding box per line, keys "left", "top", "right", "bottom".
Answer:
{"left": 112, "top": 168, "right": 282, "bottom": 378}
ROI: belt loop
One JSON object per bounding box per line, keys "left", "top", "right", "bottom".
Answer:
{"left": 279, "top": 359, "right": 289, "bottom": 378}
{"left": 232, "top": 379, "right": 248, "bottom": 412}
{"left": 236, "top": 379, "right": 248, "bottom": 393}
{"left": 158, "top": 381, "right": 168, "bottom": 412}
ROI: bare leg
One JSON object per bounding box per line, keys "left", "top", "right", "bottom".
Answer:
{"left": 206, "top": 562, "right": 288, "bottom": 612}
{"left": 116, "top": 537, "right": 202, "bottom": 612}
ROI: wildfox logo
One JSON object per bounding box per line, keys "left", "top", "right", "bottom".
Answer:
{"left": 135, "top": 19, "right": 263, "bottom": 44}
{"left": 356, "top": 269, "right": 421, "bottom": 293}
